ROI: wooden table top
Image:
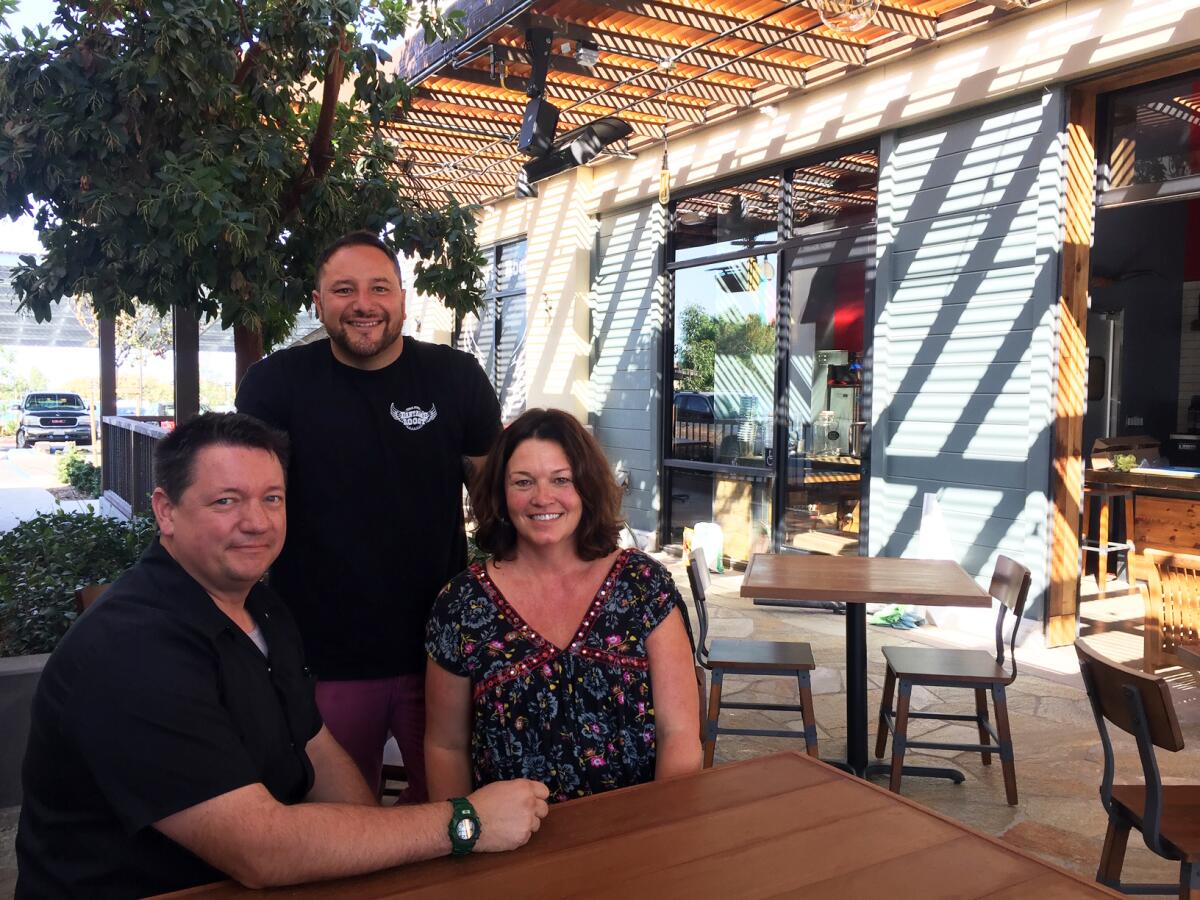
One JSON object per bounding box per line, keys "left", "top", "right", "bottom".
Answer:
{"left": 166, "top": 752, "right": 1113, "bottom": 899}
{"left": 741, "top": 553, "right": 993, "bottom": 607}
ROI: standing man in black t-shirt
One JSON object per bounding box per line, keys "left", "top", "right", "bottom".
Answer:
{"left": 236, "top": 231, "right": 502, "bottom": 801}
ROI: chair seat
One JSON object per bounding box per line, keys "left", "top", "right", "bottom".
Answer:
{"left": 708, "top": 638, "right": 815, "bottom": 671}
{"left": 882, "top": 645, "right": 1009, "bottom": 683}
{"left": 1111, "top": 784, "right": 1200, "bottom": 862}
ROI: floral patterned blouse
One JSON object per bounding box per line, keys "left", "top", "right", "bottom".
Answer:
{"left": 425, "top": 548, "right": 681, "bottom": 803}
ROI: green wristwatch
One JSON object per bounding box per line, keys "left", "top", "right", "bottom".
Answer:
{"left": 448, "top": 797, "right": 482, "bottom": 856}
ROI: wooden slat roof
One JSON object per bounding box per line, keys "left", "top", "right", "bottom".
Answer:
{"left": 390, "top": 0, "right": 1054, "bottom": 205}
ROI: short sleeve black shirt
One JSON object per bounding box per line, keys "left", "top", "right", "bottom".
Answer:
{"left": 235, "top": 338, "right": 502, "bottom": 679}
{"left": 15, "top": 540, "right": 322, "bottom": 899}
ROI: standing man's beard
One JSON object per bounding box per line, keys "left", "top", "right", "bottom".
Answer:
{"left": 327, "top": 314, "right": 404, "bottom": 361}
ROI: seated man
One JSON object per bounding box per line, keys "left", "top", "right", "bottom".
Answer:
{"left": 16, "top": 413, "right": 548, "bottom": 899}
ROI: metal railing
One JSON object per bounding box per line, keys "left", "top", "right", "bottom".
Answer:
{"left": 101, "top": 416, "right": 170, "bottom": 518}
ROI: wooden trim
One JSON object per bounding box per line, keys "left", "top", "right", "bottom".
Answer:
{"left": 1046, "top": 88, "right": 1096, "bottom": 648}
{"left": 1072, "top": 48, "right": 1200, "bottom": 98}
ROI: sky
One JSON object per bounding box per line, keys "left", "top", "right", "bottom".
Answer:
{"left": 0, "top": 0, "right": 57, "bottom": 255}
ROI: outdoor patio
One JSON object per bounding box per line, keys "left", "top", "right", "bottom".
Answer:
{"left": 666, "top": 551, "right": 1200, "bottom": 886}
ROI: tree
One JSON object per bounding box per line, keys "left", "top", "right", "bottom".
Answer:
{"left": 0, "top": 0, "right": 485, "bottom": 379}
{"left": 676, "top": 305, "right": 775, "bottom": 392}
{"left": 0, "top": 347, "right": 46, "bottom": 404}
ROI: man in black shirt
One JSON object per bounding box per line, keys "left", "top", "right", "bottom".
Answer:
{"left": 16, "top": 414, "right": 547, "bottom": 898}
{"left": 236, "top": 231, "right": 502, "bottom": 800}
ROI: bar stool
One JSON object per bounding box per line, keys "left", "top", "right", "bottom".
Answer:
{"left": 1081, "top": 485, "right": 1134, "bottom": 597}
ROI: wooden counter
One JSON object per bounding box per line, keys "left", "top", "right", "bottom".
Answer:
{"left": 1085, "top": 469, "right": 1200, "bottom": 553}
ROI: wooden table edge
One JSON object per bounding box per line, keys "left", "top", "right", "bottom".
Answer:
{"left": 760, "top": 752, "right": 1120, "bottom": 896}
{"left": 155, "top": 751, "right": 1116, "bottom": 898}
{"left": 738, "top": 554, "right": 993, "bottom": 607}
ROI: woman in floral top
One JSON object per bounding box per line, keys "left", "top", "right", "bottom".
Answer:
{"left": 425, "top": 409, "right": 701, "bottom": 803}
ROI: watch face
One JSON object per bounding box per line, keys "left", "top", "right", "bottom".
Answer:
{"left": 455, "top": 818, "right": 477, "bottom": 842}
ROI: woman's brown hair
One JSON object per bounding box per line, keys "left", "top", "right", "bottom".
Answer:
{"left": 471, "top": 408, "right": 623, "bottom": 561}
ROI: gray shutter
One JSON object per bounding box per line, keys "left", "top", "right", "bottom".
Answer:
{"left": 495, "top": 242, "right": 527, "bottom": 421}
{"left": 591, "top": 203, "right": 666, "bottom": 543}
{"left": 869, "top": 90, "right": 1065, "bottom": 616}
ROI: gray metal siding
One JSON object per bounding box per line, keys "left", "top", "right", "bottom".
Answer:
{"left": 590, "top": 204, "right": 665, "bottom": 540}
{"left": 870, "top": 91, "right": 1065, "bottom": 615}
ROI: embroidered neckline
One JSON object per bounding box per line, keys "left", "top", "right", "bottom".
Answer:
{"left": 472, "top": 548, "right": 633, "bottom": 653}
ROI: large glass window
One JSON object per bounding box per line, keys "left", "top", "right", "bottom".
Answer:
{"left": 664, "top": 148, "right": 877, "bottom": 565}
{"left": 459, "top": 239, "right": 527, "bottom": 421}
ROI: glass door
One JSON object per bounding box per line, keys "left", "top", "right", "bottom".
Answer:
{"left": 780, "top": 240, "right": 871, "bottom": 556}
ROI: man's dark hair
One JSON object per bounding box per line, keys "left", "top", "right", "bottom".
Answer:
{"left": 471, "top": 408, "right": 622, "bottom": 562}
{"left": 154, "top": 412, "right": 290, "bottom": 502}
{"left": 315, "top": 230, "right": 404, "bottom": 287}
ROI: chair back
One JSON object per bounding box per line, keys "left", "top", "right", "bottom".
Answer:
{"left": 989, "top": 555, "right": 1031, "bottom": 679}
{"left": 1134, "top": 548, "right": 1200, "bottom": 670}
{"left": 74, "top": 583, "right": 112, "bottom": 614}
{"left": 686, "top": 548, "right": 712, "bottom": 667}
{"left": 1075, "top": 639, "right": 1185, "bottom": 859}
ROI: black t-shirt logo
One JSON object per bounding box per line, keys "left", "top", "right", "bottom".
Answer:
{"left": 390, "top": 402, "right": 438, "bottom": 431}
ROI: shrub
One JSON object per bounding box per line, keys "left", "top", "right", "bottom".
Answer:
{"left": 0, "top": 511, "right": 157, "bottom": 657}
{"left": 57, "top": 444, "right": 101, "bottom": 497}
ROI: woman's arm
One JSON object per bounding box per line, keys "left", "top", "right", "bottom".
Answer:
{"left": 646, "top": 607, "right": 703, "bottom": 780}
{"left": 423, "top": 658, "right": 475, "bottom": 800}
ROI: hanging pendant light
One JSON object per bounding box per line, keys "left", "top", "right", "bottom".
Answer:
{"left": 814, "top": 0, "right": 881, "bottom": 35}
{"left": 658, "top": 128, "right": 671, "bottom": 206}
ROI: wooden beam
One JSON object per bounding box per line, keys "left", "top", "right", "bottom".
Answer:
{"left": 519, "top": 11, "right": 809, "bottom": 88}
{"left": 602, "top": 0, "right": 867, "bottom": 66}
{"left": 392, "top": 107, "right": 518, "bottom": 140}
{"left": 416, "top": 85, "right": 666, "bottom": 137}
{"left": 1046, "top": 87, "right": 1095, "bottom": 648}
{"left": 488, "top": 42, "right": 754, "bottom": 107}
{"left": 444, "top": 66, "right": 709, "bottom": 123}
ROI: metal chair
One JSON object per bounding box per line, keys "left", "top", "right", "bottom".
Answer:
{"left": 1075, "top": 639, "right": 1198, "bottom": 898}
{"left": 686, "top": 548, "right": 819, "bottom": 767}
{"left": 874, "top": 555, "right": 1031, "bottom": 805}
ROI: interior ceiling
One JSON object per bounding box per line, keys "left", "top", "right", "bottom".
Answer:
{"left": 386, "top": 0, "right": 1055, "bottom": 206}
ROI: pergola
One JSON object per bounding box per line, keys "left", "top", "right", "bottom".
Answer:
{"left": 387, "top": 0, "right": 1049, "bottom": 206}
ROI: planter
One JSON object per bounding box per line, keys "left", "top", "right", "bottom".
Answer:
{"left": 0, "top": 653, "right": 49, "bottom": 807}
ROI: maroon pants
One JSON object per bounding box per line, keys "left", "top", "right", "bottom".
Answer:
{"left": 315, "top": 674, "right": 428, "bottom": 802}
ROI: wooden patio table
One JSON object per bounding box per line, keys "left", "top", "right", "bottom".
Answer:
{"left": 160, "top": 752, "right": 1113, "bottom": 899}
{"left": 741, "top": 554, "right": 992, "bottom": 780}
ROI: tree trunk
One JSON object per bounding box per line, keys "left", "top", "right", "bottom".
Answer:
{"left": 234, "top": 324, "right": 265, "bottom": 390}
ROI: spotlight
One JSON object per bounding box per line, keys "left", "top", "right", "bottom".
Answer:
{"left": 577, "top": 39, "right": 599, "bottom": 69}
{"left": 518, "top": 95, "right": 560, "bottom": 157}
{"left": 515, "top": 116, "right": 634, "bottom": 197}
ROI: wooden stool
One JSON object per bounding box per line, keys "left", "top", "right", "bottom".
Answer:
{"left": 1082, "top": 486, "right": 1134, "bottom": 598}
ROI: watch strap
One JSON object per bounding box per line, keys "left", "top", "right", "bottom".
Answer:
{"left": 448, "top": 796, "right": 481, "bottom": 856}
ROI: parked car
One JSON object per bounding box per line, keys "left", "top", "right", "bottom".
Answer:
{"left": 11, "top": 392, "right": 92, "bottom": 448}
{"left": 672, "top": 390, "right": 767, "bottom": 462}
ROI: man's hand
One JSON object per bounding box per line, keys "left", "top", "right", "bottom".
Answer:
{"left": 468, "top": 779, "right": 550, "bottom": 852}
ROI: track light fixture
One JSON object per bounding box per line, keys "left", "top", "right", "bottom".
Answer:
{"left": 516, "top": 117, "right": 634, "bottom": 198}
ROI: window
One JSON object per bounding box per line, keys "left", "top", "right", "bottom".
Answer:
{"left": 1100, "top": 72, "right": 1200, "bottom": 206}
{"left": 663, "top": 148, "right": 878, "bottom": 564}
{"left": 460, "top": 239, "right": 527, "bottom": 421}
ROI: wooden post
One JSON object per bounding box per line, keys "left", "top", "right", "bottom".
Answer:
{"left": 99, "top": 317, "right": 116, "bottom": 417}
{"left": 1046, "top": 90, "right": 1096, "bottom": 648}
{"left": 172, "top": 305, "right": 200, "bottom": 425}
{"left": 233, "top": 323, "right": 264, "bottom": 389}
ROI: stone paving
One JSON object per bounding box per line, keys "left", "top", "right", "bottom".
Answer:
{"left": 1, "top": 553, "right": 1197, "bottom": 896}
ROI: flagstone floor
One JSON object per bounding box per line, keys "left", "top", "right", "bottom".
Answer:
{"left": 1, "top": 555, "right": 1196, "bottom": 896}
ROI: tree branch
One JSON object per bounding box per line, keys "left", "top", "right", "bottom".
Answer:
{"left": 277, "top": 28, "right": 348, "bottom": 223}
{"left": 234, "top": 41, "right": 266, "bottom": 87}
